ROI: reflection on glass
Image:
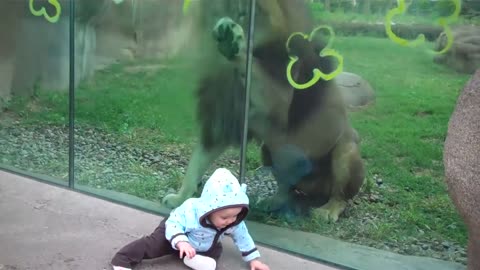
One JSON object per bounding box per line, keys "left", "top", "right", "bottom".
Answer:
{"left": 73, "top": 0, "right": 243, "bottom": 208}
{"left": 1, "top": 0, "right": 476, "bottom": 268}
{"left": 242, "top": 0, "right": 474, "bottom": 267}
{"left": 0, "top": 0, "right": 70, "bottom": 182}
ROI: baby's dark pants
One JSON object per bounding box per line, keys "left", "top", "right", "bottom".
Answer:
{"left": 111, "top": 219, "right": 223, "bottom": 268}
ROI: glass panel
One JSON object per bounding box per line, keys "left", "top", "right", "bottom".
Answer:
{"left": 73, "top": 0, "right": 245, "bottom": 210}
{"left": 243, "top": 0, "right": 473, "bottom": 268}
{"left": 0, "top": 0, "right": 70, "bottom": 183}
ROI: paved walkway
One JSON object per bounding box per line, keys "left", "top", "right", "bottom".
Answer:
{"left": 0, "top": 170, "right": 337, "bottom": 270}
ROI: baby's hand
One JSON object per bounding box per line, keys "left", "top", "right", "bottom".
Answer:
{"left": 249, "top": 259, "right": 270, "bottom": 270}
{"left": 176, "top": 241, "right": 196, "bottom": 259}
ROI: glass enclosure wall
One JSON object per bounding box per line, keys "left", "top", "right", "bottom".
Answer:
{"left": 1, "top": 0, "right": 478, "bottom": 268}
{"left": 244, "top": 0, "right": 474, "bottom": 266}
{"left": 0, "top": 0, "right": 70, "bottom": 183}
{"left": 72, "top": 0, "right": 243, "bottom": 206}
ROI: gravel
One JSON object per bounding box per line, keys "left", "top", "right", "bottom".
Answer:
{"left": 0, "top": 122, "right": 276, "bottom": 198}
{"left": 0, "top": 122, "right": 466, "bottom": 265}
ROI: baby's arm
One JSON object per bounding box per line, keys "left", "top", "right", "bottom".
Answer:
{"left": 230, "top": 221, "right": 269, "bottom": 270}
{"left": 164, "top": 201, "right": 191, "bottom": 250}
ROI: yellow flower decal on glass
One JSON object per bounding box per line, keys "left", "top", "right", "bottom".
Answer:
{"left": 29, "top": 0, "right": 61, "bottom": 23}
{"left": 385, "top": 0, "right": 461, "bottom": 54}
{"left": 183, "top": 0, "right": 191, "bottom": 15}
{"left": 286, "top": 25, "right": 343, "bottom": 90}
{"left": 433, "top": 0, "right": 462, "bottom": 54}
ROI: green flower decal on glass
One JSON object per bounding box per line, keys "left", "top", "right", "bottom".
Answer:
{"left": 29, "top": 0, "right": 61, "bottom": 23}
{"left": 285, "top": 25, "right": 343, "bottom": 90}
{"left": 385, "top": 0, "right": 462, "bottom": 54}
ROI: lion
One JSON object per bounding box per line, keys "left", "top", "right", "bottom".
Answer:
{"left": 163, "top": 0, "right": 365, "bottom": 222}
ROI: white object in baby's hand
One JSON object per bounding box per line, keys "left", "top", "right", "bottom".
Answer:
{"left": 112, "top": 266, "right": 132, "bottom": 270}
{"left": 183, "top": 254, "right": 217, "bottom": 270}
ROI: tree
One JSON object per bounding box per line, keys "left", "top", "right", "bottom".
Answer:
{"left": 323, "top": 0, "right": 331, "bottom": 11}
{"left": 362, "top": 0, "right": 371, "bottom": 14}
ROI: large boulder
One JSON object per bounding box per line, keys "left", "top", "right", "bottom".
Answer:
{"left": 443, "top": 70, "right": 480, "bottom": 270}
{"left": 95, "top": 0, "right": 191, "bottom": 62}
{"left": 336, "top": 72, "right": 376, "bottom": 110}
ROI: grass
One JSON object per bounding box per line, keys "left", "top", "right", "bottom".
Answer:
{"left": 75, "top": 62, "right": 199, "bottom": 143}
{"left": 10, "top": 59, "right": 199, "bottom": 146}
{"left": 353, "top": 38, "right": 467, "bottom": 240}
{"left": 2, "top": 35, "right": 471, "bottom": 260}
{"left": 248, "top": 36, "right": 469, "bottom": 252}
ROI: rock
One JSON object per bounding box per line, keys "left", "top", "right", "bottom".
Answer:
{"left": 444, "top": 70, "right": 480, "bottom": 269}
{"left": 368, "top": 194, "right": 381, "bottom": 203}
{"left": 434, "top": 26, "right": 480, "bottom": 74}
{"left": 336, "top": 72, "right": 376, "bottom": 110}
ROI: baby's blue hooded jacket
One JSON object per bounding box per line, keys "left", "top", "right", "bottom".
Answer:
{"left": 165, "top": 168, "right": 260, "bottom": 262}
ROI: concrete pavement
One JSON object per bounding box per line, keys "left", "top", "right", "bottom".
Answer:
{"left": 0, "top": 170, "right": 337, "bottom": 270}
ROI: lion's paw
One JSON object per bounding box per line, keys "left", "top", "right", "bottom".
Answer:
{"left": 162, "top": 193, "right": 187, "bottom": 209}
{"left": 213, "top": 17, "right": 245, "bottom": 60}
{"left": 257, "top": 192, "right": 290, "bottom": 212}
{"left": 311, "top": 199, "right": 347, "bottom": 222}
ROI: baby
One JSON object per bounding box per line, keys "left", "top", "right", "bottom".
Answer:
{"left": 111, "top": 168, "right": 270, "bottom": 270}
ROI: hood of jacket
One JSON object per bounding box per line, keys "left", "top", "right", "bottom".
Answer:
{"left": 197, "top": 168, "right": 249, "bottom": 229}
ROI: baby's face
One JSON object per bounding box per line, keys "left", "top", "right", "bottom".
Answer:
{"left": 209, "top": 207, "right": 243, "bottom": 229}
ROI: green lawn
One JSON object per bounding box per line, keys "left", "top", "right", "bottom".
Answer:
{"left": 243, "top": 37, "right": 470, "bottom": 255}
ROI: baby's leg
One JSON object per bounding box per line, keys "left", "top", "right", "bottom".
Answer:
{"left": 202, "top": 241, "right": 223, "bottom": 260}
{"left": 111, "top": 219, "right": 176, "bottom": 268}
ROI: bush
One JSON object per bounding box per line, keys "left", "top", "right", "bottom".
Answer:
{"left": 309, "top": 1, "right": 325, "bottom": 13}
{"left": 309, "top": 1, "right": 326, "bottom": 21}
{"left": 435, "top": 0, "right": 457, "bottom": 17}
{"left": 325, "top": 22, "right": 443, "bottom": 41}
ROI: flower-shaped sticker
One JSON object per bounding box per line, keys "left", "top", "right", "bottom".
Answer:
{"left": 285, "top": 25, "right": 343, "bottom": 90}
{"left": 183, "top": 0, "right": 191, "bottom": 15}
{"left": 385, "top": 0, "right": 461, "bottom": 54}
{"left": 29, "top": 0, "right": 61, "bottom": 23}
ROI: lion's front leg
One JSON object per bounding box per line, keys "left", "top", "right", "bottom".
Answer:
{"left": 212, "top": 17, "right": 246, "bottom": 60}
{"left": 266, "top": 144, "right": 313, "bottom": 210}
{"left": 162, "top": 143, "right": 225, "bottom": 208}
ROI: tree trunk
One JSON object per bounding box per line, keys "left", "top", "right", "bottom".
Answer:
{"left": 324, "top": 0, "right": 331, "bottom": 11}
{"left": 363, "top": 0, "right": 371, "bottom": 14}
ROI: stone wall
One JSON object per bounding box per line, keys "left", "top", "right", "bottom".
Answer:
{"left": 0, "top": 0, "right": 190, "bottom": 107}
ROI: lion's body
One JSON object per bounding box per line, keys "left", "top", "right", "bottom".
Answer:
{"left": 164, "top": 0, "right": 365, "bottom": 221}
